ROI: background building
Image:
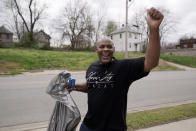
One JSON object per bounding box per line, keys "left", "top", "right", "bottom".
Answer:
{"left": 34, "top": 30, "right": 51, "bottom": 48}
{"left": 180, "top": 39, "right": 196, "bottom": 48}
{"left": 109, "top": 27, "right": 144, "bottom": 52}
{"left": 0, "top": 26, "right": 13, "bottom": 47}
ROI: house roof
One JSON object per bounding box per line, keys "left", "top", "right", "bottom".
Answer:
{"left": 110, "top": 27, "right": 141, "bottom": 35}
{"left": 34, "top": 30, "right": 51, "bottom": 39}
{"left": 0, "top": 26, "right": 13, "bottom": 34}
{"left": 180, "top": 38, "right": 196, "bottom": 45}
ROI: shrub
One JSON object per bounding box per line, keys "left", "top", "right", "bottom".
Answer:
{"left": 20, "top": 32, "right": 38, "bottom": 48}
{"left": 62, "top": 45, "right": 72, "bottom": 51}
{"left": 39, "top": 44, "right": 51, "bottom": 50}
{"left": 73, "top": 46, "right": 95, "bottom": 51}
{"left": 13, "top": 42, "right": 23, "bottom": 48}
{"left": 0, "top": 42, "right": 3, "bottom": 48}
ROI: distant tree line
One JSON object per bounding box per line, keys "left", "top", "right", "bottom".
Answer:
{"left": 0, "top": 0, "right": 178, "bottom": 49}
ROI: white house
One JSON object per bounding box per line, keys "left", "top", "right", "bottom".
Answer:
{"left": 109, "top": 28, "right": 144, "bottom": 52}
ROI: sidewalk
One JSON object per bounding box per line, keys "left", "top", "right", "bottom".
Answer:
{"left": 1, "top": 117, "right": 196, "bottom": 131}
{"left": 136, "top": 118, "right": 196, "bottom": 131}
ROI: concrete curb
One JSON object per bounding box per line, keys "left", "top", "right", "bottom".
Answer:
{"left": 21, "top": 70, "right": 86, "bottom": 76}
{"left": 0, "top": 121, "right": 83, "bottom": 131}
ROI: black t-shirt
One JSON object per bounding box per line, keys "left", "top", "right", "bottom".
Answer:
{"left": 83, "top": 57, "right": 149, "bottom": 131}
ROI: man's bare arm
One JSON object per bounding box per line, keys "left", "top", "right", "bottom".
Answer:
{"left": 66, "top": 82, "right": 88, "bottom": 93}
{"left": 75, "top": 82, "right": 88, "bottom": 93}
{"left": 144, "top": 8, "right": 164, "bottom": 72}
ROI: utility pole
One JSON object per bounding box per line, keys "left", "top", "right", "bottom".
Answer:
{"left": 125, "top": 0, "right": 129, "bottom": 58}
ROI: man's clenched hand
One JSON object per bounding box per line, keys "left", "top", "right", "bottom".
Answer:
{"left": 146, "top": 7, "right": 164, "bottom": 30}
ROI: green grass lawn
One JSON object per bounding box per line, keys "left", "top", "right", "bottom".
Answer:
{"left": 0, "top": 48, "right": 98, "bottom": 73}
{"left": 0, "top": 48, "right": 182, "bottom": 75}
{"left": 127, "top": 103, "right": 196, "bottom": 130}
{"left": 161, "top": 54, "right": 196, "bottom": 68}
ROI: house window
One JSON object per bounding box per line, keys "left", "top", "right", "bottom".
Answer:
{"left": 120, "top": 34, "right": 122, "bottom": 39}
{"left": 193, "top": 44, "right": 196, "bottom": 48}
{"left": 135, "top": 44, "right": 137, "bottom": 51}
{"left": 111, "top": 35, "right": 113, "bottom": 40}
{"left": 129, "top": 43, "right": 131, "bottom": 48}
{"left": 7, "top": 34, "right": 9, "bottom": 39}
{"left": 129, "top": 33, "right": 132, "bottom": 38}
{"left": 135, "top": 34, "right": 138, "bottom": 39}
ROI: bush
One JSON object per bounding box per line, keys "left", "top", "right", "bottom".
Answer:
{"left": 13, "top": 42, "right": 23, "bottom": 48}
{"left": 62, "top": 45, "right": 72, "bottom": 51}
{"left": 61, "top": 45, "right": 95, "bottom": 51}
{"left": 73, "top": 46, "right": 95, "bottom": 51}
{"left": 0, "top": 42, "right": 3, "bottom": 48}
{"left": 20, "top": 32, "right": 38, "bottom": 48}
{"left": 39, "top": 44, "right": 51, "bottom": 50}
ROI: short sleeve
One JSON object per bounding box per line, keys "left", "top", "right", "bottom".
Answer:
{"left": 127, "top": 57, "right": 149, "bottom": 82}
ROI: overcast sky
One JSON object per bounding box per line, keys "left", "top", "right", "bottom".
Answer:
{"left": 2, "top": 0, "right": 195, "bottom": 45}
{"left": 42, "top": 0, "right": 196, "bottom": 45}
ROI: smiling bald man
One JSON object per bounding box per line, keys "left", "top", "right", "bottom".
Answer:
{"left": 67, "top": 7, "right": 164, "bottom": 131}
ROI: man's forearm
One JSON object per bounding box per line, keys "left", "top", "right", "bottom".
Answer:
{"left": 75, "top": 82, "right": 88, "bottom": 93}
{"left": 145, "top": 28, "right": 160, "bottom": 72}
{"left": 144, "top": 8, "right": 163, "bottom": 72}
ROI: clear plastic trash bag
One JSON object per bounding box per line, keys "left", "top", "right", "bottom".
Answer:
{"left": 46, "top": 71, "right": 81, "bottom": 131}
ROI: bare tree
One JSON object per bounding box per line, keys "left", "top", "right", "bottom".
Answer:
{"left": 1, "top": 0, "right": 46, "bottom": 45}
{"left": 104, "top": 20, "right": 118, "bottom": 36}
{"left": 180, "top": 33, "right": 196, "bottom": 40}
{"left": 131, "top": 7, "right": 177, "bottom": 46}
{"left": 60, "top": 0, "right": 94, "bottom": 49}
{"left": 3, "top": 0, "right": 23, "bottom": 41}
{"left": 91, "top": 3, "right": 107, "bottom": 44}
{"left": 131, "top": 10, "right": 147, "bottom": 41}
{"left": 92, "top": 11, "right": 104, "bottom": 44}
{"left": 0, "top": 0, "right": 21, "bottom": 41}
{"left": 13, "top": 0, "right": 45, "bottom": 42}
{"left": 86, "top": 20, "right": 95, "bottom": 47}
{"left": 158, "top": 8, "right": 177, "bottom": 46}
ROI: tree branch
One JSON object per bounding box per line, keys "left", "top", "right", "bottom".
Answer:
{"left": 13, "top": 0, "right": 29, "bottom": 32}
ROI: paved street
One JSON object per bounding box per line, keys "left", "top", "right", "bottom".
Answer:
{"left": 0, "top": 70, "right": 196, "bottom": 128}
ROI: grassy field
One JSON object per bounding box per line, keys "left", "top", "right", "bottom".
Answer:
{"left": 127, "top": 103, "right": 196, "bottom": 130}
{"left": 0, "top": 48, "right": 181, "bottom": 75}
{"left": 0, "top": 48, "right": 98, "bottom": 74}
{"left": 161, "top": 54, "right": 196, "bottom": 68}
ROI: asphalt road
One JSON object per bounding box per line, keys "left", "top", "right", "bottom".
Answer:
{"left": 0, "top": 70, "right": 196, "bottom": 127}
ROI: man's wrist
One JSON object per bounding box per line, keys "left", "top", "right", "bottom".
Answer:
{"left": 149, "top": 27, "right": 159, "bottom": 32}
